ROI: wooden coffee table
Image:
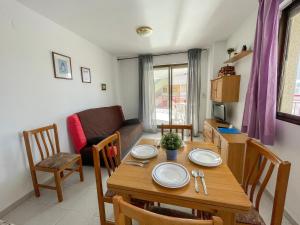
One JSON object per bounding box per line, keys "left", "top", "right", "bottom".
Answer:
{"left": 107, "top": 139, "right": 251, "bottom": 225}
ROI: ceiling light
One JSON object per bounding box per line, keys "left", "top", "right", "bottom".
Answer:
{"left": 136, "top": 26, "right": 153, "bottom": 37}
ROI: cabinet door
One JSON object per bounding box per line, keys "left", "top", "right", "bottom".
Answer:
{"left": 216, "top": 79, "right": 223, "bottom": 102}
{"left": 213, "top": 132, "right": 221, "bottom": 154}
{"left": 211, "top": 80, "right": 217, "bottom": 100}
{"left": 203, "top": 123, "right": 213, "bottom": 143}
{"left": 220, "top": 137, "right": 228, "bottom": 164}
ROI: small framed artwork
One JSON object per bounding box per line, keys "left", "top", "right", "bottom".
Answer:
{"left": 101, "top": 83, "right": 107, "bottom": 91}
{"left": 81, "top": 67, "right": 91, "bottom": 83}
{"left": 52, "top": 52, "right": 72, "bottom": 80}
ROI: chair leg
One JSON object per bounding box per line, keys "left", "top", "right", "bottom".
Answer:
{"left": 30, "top": 168, "right": 40, "bottom": 197}
{"left": 54, "top": 172, "right": 63, "bottom": 202}
{"left": 78, "top": 158, "right": 84, "bottom": 182}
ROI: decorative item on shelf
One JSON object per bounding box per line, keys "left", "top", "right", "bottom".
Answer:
{"left": 52, "top": 52, "right": 72, "bottom": 80}
{"left": 81, "top": 67, "right": 91, "bottom": 83}
{"left": 101, "top": 83, "right": 107, "bottom": 91}
{"left": 227, "top": 48, "right": 235, "bottom": 59}
{"left": 218, "top": 65, "right": 236, "bottom": 77}
{"left": 242, "top": 45, "right": 247, "bottom": 51}
{"left": 160, "top": 132, "right": 182, "bottom": 161}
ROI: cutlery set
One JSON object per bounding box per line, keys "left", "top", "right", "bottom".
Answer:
{"left": 125, "top": 159, "right": 150, "bottom": 167}
{"left": 192, "top": 169, "right": 208, "bottom": 195}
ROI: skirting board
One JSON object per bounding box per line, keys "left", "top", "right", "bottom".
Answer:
{"left": 0, "top": 177, "right": 54, "bottom": 218}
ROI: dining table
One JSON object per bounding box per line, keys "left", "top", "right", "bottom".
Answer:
{"left": 107, "top": 138, "right": 251, "bottom": 225}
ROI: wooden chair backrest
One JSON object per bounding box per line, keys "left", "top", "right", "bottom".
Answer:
{"left": 160, "top": 124, "right": 193, "bottom": 141}
{"left": 113, "top": 196, "right": 223, "bottom": 225}
{"left": 243, "top": 139, "right": 291, "bottom": 225}
{"left": 23, "top": 124, "right": 61, "bottom": 165}
{"left": 93, "top": 132, "right": 121, "bottom": 225}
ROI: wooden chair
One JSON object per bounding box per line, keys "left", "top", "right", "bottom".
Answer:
{"left": 23, "top": 124, "right": 84, "bottom": 202}
{"left": 93, "top": 132, "right": 149, "bottom": 225}
{"left": 160, "top": 124, "right": 193, "bottom": 141}
{"left": 236, "top": 139, "right": 291, "bottom": 225}
{"left": 113, "top": 195, "right": 223, "bottom": 225}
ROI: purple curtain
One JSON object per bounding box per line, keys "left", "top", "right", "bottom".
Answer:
{"left": 241, "top": 0, "right": 280, "bottom": 145}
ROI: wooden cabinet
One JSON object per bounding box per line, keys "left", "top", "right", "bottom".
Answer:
{"left": 211, "top": 75, "right": 240, "bottom": 102}
{"left": 203, "top": 119, "right": 247, "bottom": 183}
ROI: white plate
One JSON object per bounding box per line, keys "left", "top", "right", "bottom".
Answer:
{"left": 152, "top": 162, "right": 190, "bottom": 188}
{"left": 188, "top": 149, "right": 222, "bottom": 167}
{"left": 130, "top": 145, "right": 158, "bottom": 159}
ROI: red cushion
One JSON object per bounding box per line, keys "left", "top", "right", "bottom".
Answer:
{"left": 67, "top": 114, "right": 87, "bottom": 153}
{"left": 108, "top": 146, "right": 118, "bottom": 157}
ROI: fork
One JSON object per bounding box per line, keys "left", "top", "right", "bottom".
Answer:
{"left": 198, "top": 170, "right": 208, "bottom": 195}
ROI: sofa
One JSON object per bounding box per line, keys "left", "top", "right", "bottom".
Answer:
{"left": 67, "top": 105, "right": 143, "bottom": 165}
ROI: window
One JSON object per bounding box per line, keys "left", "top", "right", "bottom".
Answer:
{"left": 154, "top": 64, "right": 188, "bottom": 125}
{"left": 277, "top": 1, "right": 300, "bottom": 125}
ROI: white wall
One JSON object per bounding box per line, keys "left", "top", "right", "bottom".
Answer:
{"left": 225, "top": 8, "right": 300, "bottom": 224}
{"left": 117, "top": 52, "right": 208, "bottom": 131}
{"left": 225, "top": 11, "right": 257, "bottom": 126}
{"left": 0, "top": 0, "right": 118, "bottom": 213}
{"left": 206, "top": 41, "right": 227, "bottom": 118}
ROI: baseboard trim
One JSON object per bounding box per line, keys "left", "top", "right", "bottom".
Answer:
{"left": 0, "top": 177, "right": 54, "bottom": 218}
{"left": 0, "top": 190, "right": 34, "bottom": 218}
{"left": 265, "top": 189, "right": 299, "bottom": 225}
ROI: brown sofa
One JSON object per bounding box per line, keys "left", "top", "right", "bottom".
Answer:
{"left": 68, "top": 105, "right": 143, "bottom": 165}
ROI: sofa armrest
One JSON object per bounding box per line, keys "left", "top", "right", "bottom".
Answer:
{"left": 123, "top": 118, "right": 141, "bottom": 126}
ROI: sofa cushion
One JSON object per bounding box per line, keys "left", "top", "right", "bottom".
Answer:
{"left": 67, "top": 114, "right": 87, "bottom": 153}
{"left": 119, "top": 123, "right": 143, "bottom": 158}
{"left": 77, "top": 105, "right": 125, "bottom": 139}
{"left": 87, "top": 136, "right": 107, "bottom": 146}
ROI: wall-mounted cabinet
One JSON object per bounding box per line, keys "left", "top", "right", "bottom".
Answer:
{"left": 211, "top": 75, "right": 240, "bottom": 102}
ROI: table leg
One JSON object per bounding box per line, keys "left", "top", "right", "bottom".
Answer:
{"left": 121, "top": 194, "right": 133, "bottom": 225}
{"left": 216, "top": 211, "right": 236, "bottom": 225}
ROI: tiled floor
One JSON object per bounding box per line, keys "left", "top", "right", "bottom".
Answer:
{"left": 1, "top": 133, "right": 293, "bottom": 225}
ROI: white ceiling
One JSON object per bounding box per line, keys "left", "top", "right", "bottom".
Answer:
{"left": 17, "top": 0, "right": 258, "bottom": 57}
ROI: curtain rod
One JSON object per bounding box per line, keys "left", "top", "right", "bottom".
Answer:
{"left": 117, "top": 49, "right": 208, "bottom": 61}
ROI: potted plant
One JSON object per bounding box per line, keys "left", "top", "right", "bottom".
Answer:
{"left": 160, "top": 133, "right": 183, "bottom": 161}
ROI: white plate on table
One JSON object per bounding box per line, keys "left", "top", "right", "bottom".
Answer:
{"left": 188, "top": 149, "right": 222, "bottom": 167}
{"left": 152, "top": 162, "right": 190, "bottom": 188}
{"left": 130, "top": 145, "right": 158, "bottom": 160}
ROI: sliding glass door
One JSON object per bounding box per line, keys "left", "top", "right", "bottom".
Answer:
{"left": 154, "top": 64, "right": 188, "bottom": 125}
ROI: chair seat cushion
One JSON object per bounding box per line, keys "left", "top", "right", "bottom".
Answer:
{"left": 236, "top": 207, "right": 266, "bottom": 225}
{"left": 148, "top": 206, "right": 198, "bottom": 219}
{"left": 37, "top": 153, "right": 80, "bottom": 170}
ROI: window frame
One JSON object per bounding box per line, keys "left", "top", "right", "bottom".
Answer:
{"left": 277, "top": 0, "right": 300, "bottom": 125}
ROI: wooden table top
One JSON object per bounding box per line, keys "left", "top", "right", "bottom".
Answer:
{"left": 107, "top": 139, "right": 251, "bottom": 213}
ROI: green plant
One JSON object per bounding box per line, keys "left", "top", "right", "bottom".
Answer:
{"left": 160, "top": 132, "right": 182, "bottom": 150}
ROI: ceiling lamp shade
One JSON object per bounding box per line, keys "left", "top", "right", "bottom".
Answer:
{"left": 136, "top": 26, "right": 153, "bottom": 37}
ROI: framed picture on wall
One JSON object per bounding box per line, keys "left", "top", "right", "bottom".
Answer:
{"left": 101, "top": 83, "right": 107, "bottom": 91}
{"left": 81, "top": 67, "right": 91, "bottom": 83}
{"left": 52, "top": 52, "right": 72, "bottom": 80}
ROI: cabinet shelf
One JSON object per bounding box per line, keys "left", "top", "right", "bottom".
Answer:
{"left": 224, "top": 50, "right": 253, "bottom": 64}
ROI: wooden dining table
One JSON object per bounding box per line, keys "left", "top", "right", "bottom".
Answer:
{"left": 107, "top": 138, "right": 251, "bottom": 225}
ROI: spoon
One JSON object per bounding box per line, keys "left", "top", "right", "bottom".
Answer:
{"left": 191, "top": 170, "right": 199, "bottom": 193}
